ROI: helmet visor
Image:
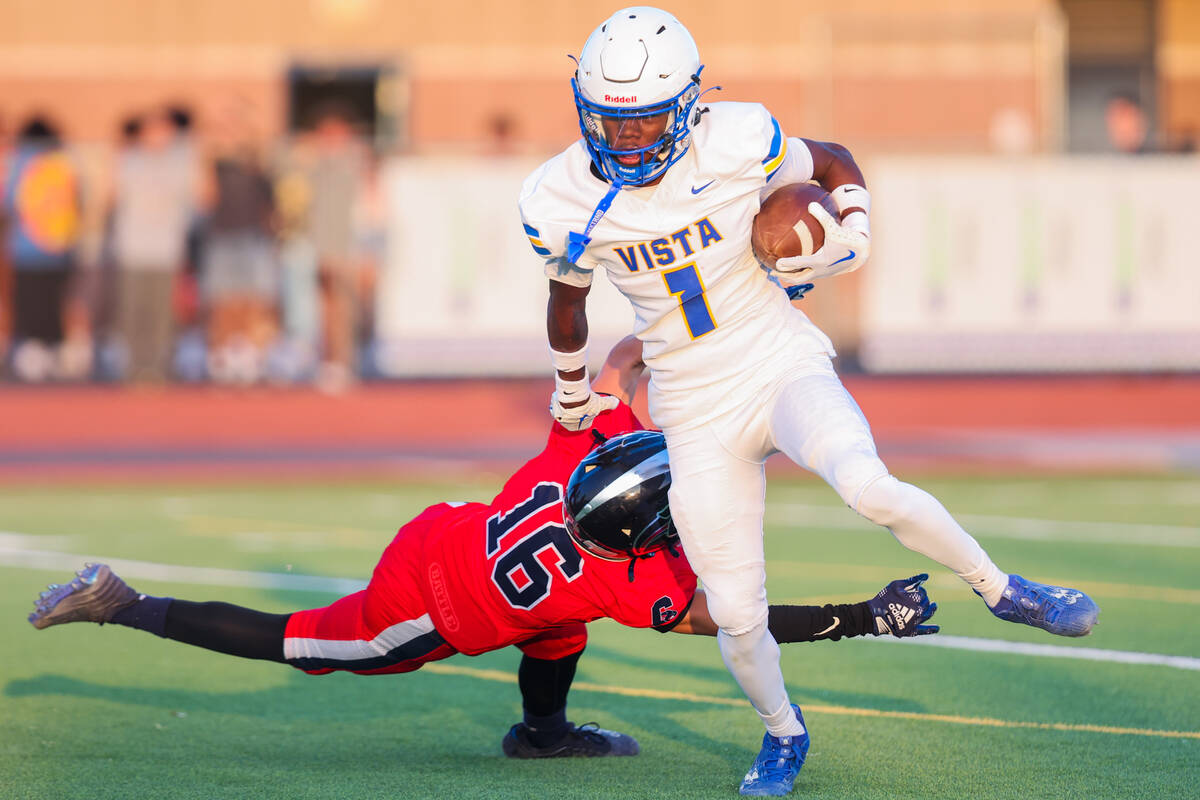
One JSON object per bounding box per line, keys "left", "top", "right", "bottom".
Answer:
{"left": 573, "top": 77, "right": 699, "bottom": 185}
{"left": 563, "top": 510, "right": 630, "bottom": 561}
{"left": 580, "top": 103, "right": 676, "bottom": 156}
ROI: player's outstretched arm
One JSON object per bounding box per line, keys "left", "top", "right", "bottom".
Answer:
{"left": 589, "top": 334, "right": 646, "bottom": 406}
{"left": 668, "top": 576, "right": 939, "bottom": 640}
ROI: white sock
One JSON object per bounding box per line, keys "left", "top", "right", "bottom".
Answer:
{"left": 760, "top": 699, "right": 806, "bottom": 738}
{"left": 717, "top": 622, "right": 805, "bottom": 738}
{"left": 959, "top": 559, "right": 1010, "bottom": 607}
{"left": 856, "top": 474, "right": 1009, "bottom": 606}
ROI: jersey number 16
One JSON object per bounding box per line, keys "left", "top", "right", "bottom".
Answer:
{"left": 486, "top": 483, "right": 584, "bottom": 610}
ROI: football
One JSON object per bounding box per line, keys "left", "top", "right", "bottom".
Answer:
{"left": 751, "top": 183, "right": 839, "bottom": 269}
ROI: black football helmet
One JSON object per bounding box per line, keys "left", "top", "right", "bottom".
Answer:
{"left": 563, "top": 430, "right": 677, "bottom": 560}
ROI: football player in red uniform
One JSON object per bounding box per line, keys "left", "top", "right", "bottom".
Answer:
{"left": 28, "top": 336, "right": 937, "bottom": 759}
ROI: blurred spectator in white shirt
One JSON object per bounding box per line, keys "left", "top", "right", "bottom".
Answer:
{"left": 110, "top": 109, "right": 199, "bottom": 382}
{"left": 306, "top": 103, "right": 365, "bottom": 391}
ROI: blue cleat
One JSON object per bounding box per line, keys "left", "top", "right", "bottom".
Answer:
{"left": 738, "top": 705, "right": 809, "bottom": 797}
{"left": 989, "top": 574, "right": 1099, "bottom": 637}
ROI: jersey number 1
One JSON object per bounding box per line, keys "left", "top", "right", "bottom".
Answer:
{"left": 663, "top": 263, "right": 716, "bottom": 339}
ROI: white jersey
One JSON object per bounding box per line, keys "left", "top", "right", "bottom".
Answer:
{"left": 520, "top": 101, "right": 835, "bottom": 430}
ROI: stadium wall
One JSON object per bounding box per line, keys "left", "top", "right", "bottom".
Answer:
{"left": 861, "top": 155, "right": 1200, "bottom": 372}
{"left": 369, "top": 154, "right": 1200, "bottom": 375}
{"left": 0, "top": 0, "right": 1063, "bottom": 155}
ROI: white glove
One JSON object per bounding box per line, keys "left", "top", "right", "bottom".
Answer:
{"left": 550, "top": 390, "right": 618, "bottom": 431}
{"left": 774, "top": 202, "right": 870, "bottom": 281}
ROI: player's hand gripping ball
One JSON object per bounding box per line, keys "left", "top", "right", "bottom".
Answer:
{"left": 751, "top": 183, "right": 839, "bottom": 269}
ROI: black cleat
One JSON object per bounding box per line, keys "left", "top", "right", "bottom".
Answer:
{"left": 28, "top": 563, "right": 138, "bottom": 630}
{"left": 502, "top": 722, "right": 640, "bottom": 758}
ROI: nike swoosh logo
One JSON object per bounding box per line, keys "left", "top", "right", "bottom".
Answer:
{"left": 815, "top": 616, "right": 840, "bottom": 637}
{"left": 830, "top": 250, "right": 856, "bottom": 266}
{"left": 690, "top": 180, "right": 715, "bottom": 195}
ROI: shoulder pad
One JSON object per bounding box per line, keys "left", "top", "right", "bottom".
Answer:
{"left": 690, "top": 102, "right": 785, "bottom": 183}
{"left": 519, "top": 142, "right": 605, "bottom": 265}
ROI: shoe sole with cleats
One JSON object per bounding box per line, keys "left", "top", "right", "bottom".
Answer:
{"left": 28, "top": 563, "right": 138, "bottom": 630}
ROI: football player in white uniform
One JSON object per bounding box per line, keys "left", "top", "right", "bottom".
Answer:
{"left": 519, "top": 7, "right": 1100, "bottom": 796}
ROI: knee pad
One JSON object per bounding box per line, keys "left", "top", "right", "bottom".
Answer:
{"left": 704, "top": 587, "right": 769, "bottom": 637}
{"left": 716, "top": 616, "right": 773, "bottom": 669}
{"left": 825, "top": 451, "right": 889, "bottom": 511}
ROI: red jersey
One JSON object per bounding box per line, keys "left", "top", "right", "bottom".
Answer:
{"left": 413, "top": 403, "right": 697, "bottom": 657}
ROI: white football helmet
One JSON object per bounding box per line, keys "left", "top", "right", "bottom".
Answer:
{"left": 572, "top": 6, "right": 702, "bottom": 186}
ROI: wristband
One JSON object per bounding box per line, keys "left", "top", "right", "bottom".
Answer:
{"left": 830, "top": 184, "right": 870, "bottom": 218}
{"left": 550, "top": 344, "right": 588, "bottom": 373}
{"left": 554, "top": 371, "right": 591, "bottom": 404}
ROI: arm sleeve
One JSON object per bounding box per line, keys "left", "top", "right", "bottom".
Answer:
{"left": 767, "top": 601, "right": 874, "bottom": 643}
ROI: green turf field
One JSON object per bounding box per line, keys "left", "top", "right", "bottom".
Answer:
{"left": 3, "top": 474, "right": 1198, "bottom": 799}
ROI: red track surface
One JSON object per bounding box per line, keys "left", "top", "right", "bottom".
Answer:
{"left": 2, "top": 375, "right": 1198, "bottom": 480}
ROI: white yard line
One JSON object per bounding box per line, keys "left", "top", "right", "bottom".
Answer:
{"left": 4, "top": 544, "right": 1198, "bottom": 672}
{"left": 1, "top": 545, "right": 365, "bottom": 596}
{"left": 879, "top": 634, "right": 1200, "bottom": 671}
{"left": 764, "top": 503, "right": 1200, "bottom": 548}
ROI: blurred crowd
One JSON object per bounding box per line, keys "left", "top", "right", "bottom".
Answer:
{"left": 0, "top": 86, "right": 1185, "bottom": 391}
{"left": 0, "top": 101, "right": 385, "bottom": 390}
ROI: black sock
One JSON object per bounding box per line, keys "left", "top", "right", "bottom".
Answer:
{"left": 110, "top": 595, "right": 172, "bottom": 638}
{"left": 110, "top": 597, "right": 291, "bottom": 663}
{"left": 163, "top": 600, "right": 291, "bottom": 663}
{"left": 518, "top": 650, "right": 582, "bottom": 746}
{"left": 523, "top": 709, "right": 570, "bottom": 747}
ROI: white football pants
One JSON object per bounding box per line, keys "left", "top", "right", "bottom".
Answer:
{"left": 663, "top": 355, "right": 1003, "bottom": 736}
